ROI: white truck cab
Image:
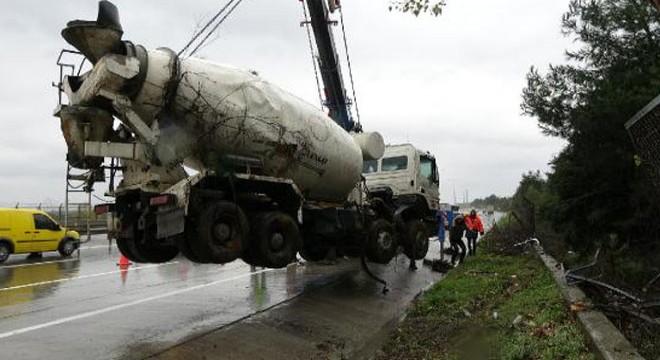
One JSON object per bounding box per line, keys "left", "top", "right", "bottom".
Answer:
{"left": 362, "top": 144, "right": 440, "bottom": 211}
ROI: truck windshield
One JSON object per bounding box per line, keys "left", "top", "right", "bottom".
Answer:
{"left": 381, "top": 156, "right": 408, "bottom": 171}
{"left": 362, "top": 160, "right": 378, "bottom": 173}
{"left": 420, "top": 156, "right": 434, "bottom": 181}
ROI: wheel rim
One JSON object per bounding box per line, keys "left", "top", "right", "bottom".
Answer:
{"left": 0, "top": 247, "right": 8, "bottom": 259}
{"left": 377, "top": 230, "right": 393, "bottom": 250}
{"left": 250, "top": 212, "right": 300, "bottom": 268}
{"left": 64, "top": 242, "right": 74, "bottom": 254}
{"left": 269, "top": 232, "right": 285, "bottom": 251}
{"left": 412, "top": 231, "right": 429, "bottom": 259}
{"left": 213, "top": 222, "right": 232, "bottom": 244}
{"left": 192, "top": 201, "right": 248, "bottom": 264}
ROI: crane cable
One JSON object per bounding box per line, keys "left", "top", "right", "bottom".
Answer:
{"left": 301, "top": 1, "right": 325, "bottom": 109}
{"left": 338, "top": 6, "right": 362, "bottom": 128}
{"left": 178, "top": 0, "right": 246, "bottom": 58}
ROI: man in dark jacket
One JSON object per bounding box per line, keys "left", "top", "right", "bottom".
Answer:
{"left": 449, "top": 214, "right": 467, "bottom": 266}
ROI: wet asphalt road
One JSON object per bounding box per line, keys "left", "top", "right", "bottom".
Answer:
{"left": 0, "top": 212, "right": 499, "bottom": 360}
{"left": 0, "top": 236, "right": 438, "bottom": 360}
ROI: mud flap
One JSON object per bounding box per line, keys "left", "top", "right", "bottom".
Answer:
{"left": 156, "top": 207, "right": 185, "bottom": 239}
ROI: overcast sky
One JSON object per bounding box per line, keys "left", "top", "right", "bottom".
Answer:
{"left": 0, "top": 0, "right": 572, "bottom": 206}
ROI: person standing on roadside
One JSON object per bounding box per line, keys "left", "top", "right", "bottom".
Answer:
{"left": 465, "top": 209, "right": 484, "bottom": 256}
{"left": 449, "top": 214, "right": 467, "bottom": 266}
{"left": 436, "top": 210, "right": 447, "bottom": 259}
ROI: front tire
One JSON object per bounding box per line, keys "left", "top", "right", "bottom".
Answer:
{"left": 403, "top": 220, "right": 430, "bottom": 260}
{"left": 58, "top": 238, "right": 78, "bottom": 257}
{"left": 0, "top": 243, "right": 10, "bottom": 263}
{"left": 365, "top": 219, "right": 397, "bottom": 264}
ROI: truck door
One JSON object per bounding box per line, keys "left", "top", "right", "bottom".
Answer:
{"left": 418, "top": 155, "right": 440, "bottom": 210}
{"left": 31, "top": 213, "right": 62, "bottom": 252}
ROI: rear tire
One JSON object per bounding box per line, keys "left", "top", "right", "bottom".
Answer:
{"left": 365, "top": 219, "right": 397, "bottom": 264}
{"left": 116, "top": 236, "right": 147, "bottom": 263}
{"left": 134, "top": 235, "right": 179, "bottom": 263}
{"left": 299, "top": 243, "right": 330, "bottom": 262}
{"left": 177, "top": 231, "right": 207, "bottom": 263}
{"left": 179, "top": 211, "right": 212, "bottom": 263}
{"left": 117, "top": 228, "right": 179, "bottom": 264}
{"left": 248, "top": 212, "right": 301, "bottom": 268}
{"left": 192, "top": 201, "right": 249, "bottom": 264}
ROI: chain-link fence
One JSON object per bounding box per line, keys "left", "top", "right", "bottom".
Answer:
{"left": 626, "top": 94, "right": 660, "bottom": 203}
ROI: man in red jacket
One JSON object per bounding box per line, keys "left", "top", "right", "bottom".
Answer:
{"left": 464, "top": 209, "right": 484, "bottom": 256}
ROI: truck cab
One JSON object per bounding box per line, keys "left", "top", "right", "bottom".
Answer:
{"left": 362, "top": 144, "right": 440, "bottom": 210}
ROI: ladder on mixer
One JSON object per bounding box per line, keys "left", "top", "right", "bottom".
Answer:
{"left": 55, "top": 49, "right": 94, "bottom": 243}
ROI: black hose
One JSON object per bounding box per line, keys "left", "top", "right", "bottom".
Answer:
{"left": 361, "top": 255, "right": 389, "bottom": 295}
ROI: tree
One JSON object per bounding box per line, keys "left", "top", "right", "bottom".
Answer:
{"left": 470, "top": 194, "right": 512, "bottom": 212}
{"left": 651, "top": 0, "right": 660, "bottom": 11}
{"left": 389, "top": 0, "right": 445, "bottom": 16}
{"left": 521, "top": 0, "right": 660, "bottom": 252}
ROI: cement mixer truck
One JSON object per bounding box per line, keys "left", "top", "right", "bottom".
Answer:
{"left": 54, "top": 1, "right": 437, "bottom": 268}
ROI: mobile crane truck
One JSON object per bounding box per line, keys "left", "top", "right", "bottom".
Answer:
{"left": 54, "top": 0, "right": 436, "bottom": 271}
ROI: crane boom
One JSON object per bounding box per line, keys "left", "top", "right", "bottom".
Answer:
{"left": 304, "top": 0, "right": 355, "bottom": 132}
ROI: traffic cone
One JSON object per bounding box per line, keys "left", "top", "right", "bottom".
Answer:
{"left": 117, "top": 254, "right": 132, "bottom": 267}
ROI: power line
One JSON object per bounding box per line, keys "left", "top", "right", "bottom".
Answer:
{"left": 178, "top": 0, "right": 238, "bottom": 57}
{"left": 188, "top": 0, "right": 246, "bottom": 57}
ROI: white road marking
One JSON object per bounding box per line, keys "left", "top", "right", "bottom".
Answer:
{"left": 80, "top": 244, "right": 116, "bottom": 250}
{"left": 0, "top": 262, "right": 178, "bottom": 292}
{"left": 0, "top": 268, "right": 277, "bottom": 339}
{"left": 0, "top": 258, "right": 78, "bottom": 269}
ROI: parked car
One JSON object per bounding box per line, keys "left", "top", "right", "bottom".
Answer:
{"left": 0, "top": 208, "right": 80, "bottom": 263}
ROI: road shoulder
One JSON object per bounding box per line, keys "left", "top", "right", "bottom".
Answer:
{"left": 148, "top": 258, "right": 442, "bottom": 360}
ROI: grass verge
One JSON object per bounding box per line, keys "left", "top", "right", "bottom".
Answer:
{"left": 377, "top": 247, "right": 596, "bottom": 360}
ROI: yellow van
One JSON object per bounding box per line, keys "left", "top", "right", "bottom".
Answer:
{"left": 0, "top": 209, "right": 80, "bottom": 263}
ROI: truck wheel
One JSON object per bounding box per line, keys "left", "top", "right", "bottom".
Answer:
{"left": 194, "top": 201, "right": 249, "bottom": 264}
{"left": 117, "top": 227, "right": 179, "bottom": 264}
{"left": 134, "top": 237, "right": 179, "bottom": 263}
{"left": 299, "top": 244, "right": 330, "bottom": 262}
{"left": 249, "top": 212, "right": 301, "bottom": 268}
{"left": 177, "top": 231, "right": 208, "bottom": 263}
{"left": 403, "top": 220, "right": 430, "bottom": 260}
{"left": 137, "top": 245, "right": 178, "bottom": 263}
{"left": 129, "top": 225, "right": 179, "bottom": 263}
{"left": 116, "top": 237, "right": 147, "bottom": 263}
{"left": 58, "top": 238, "right": 78, "bottom": 257}
{"left": 178, "top": 211, "right": 212, "bottom": 263}
{"left": 366, "top": 219, "right": 397, "bottom": 264}
{"left": 0, "top": 243, "right": 10, "bottom": 263}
